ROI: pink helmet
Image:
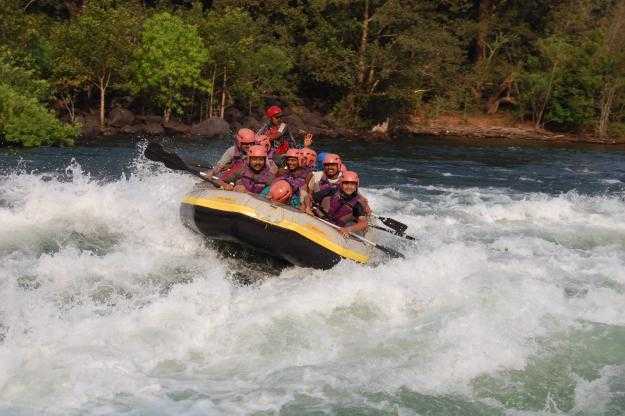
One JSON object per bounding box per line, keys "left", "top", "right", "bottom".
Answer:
{"left": 247, "top": 145, "right": 267, "bottom": 158}
{"left": 323, "top": 153, "right": 342, "bottom": 166}
{"left": 265, "top": 105, "right": 282, "bottom": 119}
{"left": 285, "top": 148, "right": 300, "bottom": 159}
{"left": 299, "top": 147, "right": 317, "bottom": 167}
{"left": 255, "top": 133, "right": 271, "bottom": 151}
{"left": 236, "top": 128, "right": 256, "bottom": 148}
{"left": 341, "top": 170, "right": 359, "bottom": 186}
{"left": 269, "top": 180, "right": 293, "bottom": 203}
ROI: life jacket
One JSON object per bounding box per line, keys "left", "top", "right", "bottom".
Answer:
{"left": 218, "top": 157, "right": 246, "bottom": 183}
{"left": 258, "top": 122, "right": 293, "bottom": 155}
{"left": 237, "top": 165, "right": 275, "bottom": 194}
{"left": 319, "top": 190, "right": 370, "bottom": 227}
{"left": 310, "top": 171, "right": 342, "bottom": 193}
{"left": 279, "top": 167, "right": 309, "bottom": 192}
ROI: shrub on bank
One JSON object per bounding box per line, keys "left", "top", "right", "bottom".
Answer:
{"left": 0, "top": 84, "right": 77, "bottom": 147}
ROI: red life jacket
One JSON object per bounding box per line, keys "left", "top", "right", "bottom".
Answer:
{"left": 217, "top": 158, "right": 246, "bottom": 183}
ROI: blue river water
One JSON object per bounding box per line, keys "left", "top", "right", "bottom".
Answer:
{"left": 1, "top": 136, "right": 625, "bottom": 415}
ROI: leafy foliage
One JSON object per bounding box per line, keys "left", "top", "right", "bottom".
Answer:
{"left": 132, "top": 12, "right": 208, "bottom": 120}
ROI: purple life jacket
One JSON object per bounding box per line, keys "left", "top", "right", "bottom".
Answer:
{"left": 318, "top": 174, "right": 340, "bottom": 192}
{"left": 280, "top": 167, "right": 308, "bottom": 192}
{"left": 237, "top": 165, "right": 275, "bottom": 194}
{"left": 320, "top": 191, "right": 369, "bottom": 227}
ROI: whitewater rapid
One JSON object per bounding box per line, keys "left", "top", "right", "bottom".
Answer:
{"left": 1, "top": 146, "right": 625, "bottom": 415}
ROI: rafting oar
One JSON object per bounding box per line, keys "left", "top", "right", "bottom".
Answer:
{"left": 375, "top": 216, "right": 409, "bottom": 236}
{"left": 369, "top": 224, "right": 416, "bottom": 241}
{"left": 144, "top": 142, "right": 220, "bottom": 185}
{"left": 314, "top": 216, "right": 404, "bottom": 259}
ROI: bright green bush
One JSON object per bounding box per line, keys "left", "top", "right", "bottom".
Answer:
{"left": 0, "top": 84, "right": 77, "bottom": 147}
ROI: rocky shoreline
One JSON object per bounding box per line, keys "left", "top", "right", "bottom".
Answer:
{"left": 72, "top": 106, "right": 624, "bottom": 147}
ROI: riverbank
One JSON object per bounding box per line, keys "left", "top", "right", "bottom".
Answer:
{"left": 400, "top": 113, "right": 625, "bottom": 145}
{"left": 67, "top": 107, "right": 625, "bottom": 147}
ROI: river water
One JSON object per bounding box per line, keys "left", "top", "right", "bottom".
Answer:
{"left": 1, "top": 136, "right": 625, "bottom": 415}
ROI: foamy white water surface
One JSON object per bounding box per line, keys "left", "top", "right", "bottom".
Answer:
{"left": 1, "top": 140, "right": 625, "bottom": 415}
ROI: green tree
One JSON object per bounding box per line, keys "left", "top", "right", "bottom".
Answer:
{"left": 52, "top": 0, "right": 140, "bottom": 128}
{"left": 0, "top": 49, "right": 77, "bottom": 147}
{"left": 132, "top": 12, "right": 208, "bottom": 122}
{"left": 199, "top": 7, "right": 293, "bottom": 118}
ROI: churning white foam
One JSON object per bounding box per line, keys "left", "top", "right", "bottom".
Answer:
{"left": 1, "top": 153, "right": 625, "bottom": 414}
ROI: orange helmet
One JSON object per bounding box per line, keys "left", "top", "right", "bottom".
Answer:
{"left": 285, "top": 148, "right": 300, "bottom": 159}
{"left": 269, "top": 180, "right": 293, "bottom": 203}
{"left": 255, "top": 133, "right": 271, "bottom": 151}
{"left": 323, "top": 153, "right": 342, "bottom": 166}
{"left": 265, "top": 105, "right": 282, "bottom": 119}
{"left": 341, "top": 170, "right": 359, "bottom": 186}
{"left": 247, "top": 145, "right": 267, "bottom": 158}
{"left": 236, "top": 128, "right": 256, "bottom": 147}
{"left": 299, "top": 147, "right": 317, "bottom": 167}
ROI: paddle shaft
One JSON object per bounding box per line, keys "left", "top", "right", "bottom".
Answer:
{"left": 314, "top": 216, "right": 404, "bottom": 259}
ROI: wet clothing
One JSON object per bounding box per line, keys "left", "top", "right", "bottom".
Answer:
{"left": 234, "top": 165, "right": 275, "bottom": 194}
{"left": 257, "top": 121, "right": 297, "bottom": 155}
{"left": 313, "top": 188, "right": 370, "bottom": 228}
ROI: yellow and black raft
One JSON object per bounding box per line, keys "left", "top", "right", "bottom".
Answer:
{"left": 180, "top": 187, "right": 371, "bottom": 269}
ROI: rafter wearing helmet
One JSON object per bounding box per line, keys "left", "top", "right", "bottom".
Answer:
{"left": 311, "top": 171, "right": 371, "bottom": 238}
{"left": 204, "top": 127, "right": 256, "bottom": 181}
{"left": 256, "top": 105, "right": 314, "bottom": 155}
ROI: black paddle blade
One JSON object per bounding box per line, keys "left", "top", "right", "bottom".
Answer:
{"left": 144, "top": 142, "right": 190, "bottom": 171}
{"left": 378, "top": 216, "right": 408, "bottom": 235}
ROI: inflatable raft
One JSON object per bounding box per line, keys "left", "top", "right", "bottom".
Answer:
{"left": 180, "top": 186, "right": 371, "bottom": 269}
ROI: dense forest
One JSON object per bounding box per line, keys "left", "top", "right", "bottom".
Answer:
{"left": 1, "top": 0, "right": 624, "bottom": 146}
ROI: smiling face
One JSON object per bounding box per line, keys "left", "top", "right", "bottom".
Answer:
{"left": 340, "top": 181, "right": 357, "bottom": 195}
{"left": 249, "top": 156, "right": 266, "bottom": 172}
{"left": 286, "top": 156, "right": 299, "bottom": 171}
{"left": 324, "top": 163, "right": 339, "bottom": 178}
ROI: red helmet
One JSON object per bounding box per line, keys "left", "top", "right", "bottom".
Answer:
{"left": 265, "top": 105, "right": 282, "bottom": 119}
{"left": 269, "top": 180, "right": 293, "bottom": 203}
{"left": 236, "top": 128, "right": 256, "bottom": 147}
{"left": 341, "top": 170, "right": 359, "bottom": 186}
{"left": 299, "top": 147, "right": 317, "bottom": 167}
{"left": 247, "top": 145, "right": 267, "bottom": 158}
{"left": 323, "top": 153, "right": 342, "bottom": 166}
{"left": 255, "top": 133, "right": 271, "bottom": 151}
{"left": 285, "top": 148, "right": 300, "bottom": 159}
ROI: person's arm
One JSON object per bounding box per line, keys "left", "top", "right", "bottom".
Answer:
{"left": 338, "top": 203, "right": 368, "bottom": 237}
{"left": 207, "top": 147, "right": 235, "bottom": 177}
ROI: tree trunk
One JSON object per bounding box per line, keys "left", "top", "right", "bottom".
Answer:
{"left": 208, "top": 67, "right": 216, "bottom": 119}
{"left": 476, "top": 0, "right": 492, "bottom": 64}
{"left": 164, "top": 107, "right": 171, "bottom": 123}
{"left": 98, "top": 76, "right": 108, "bottom": 129}
{"left": 597, "top": 82, "right": 617, "bottom": 139}
{"left": 356, "top": 0, "right": 370, "bottom": 88}
{"left": 535, "top": 63, "right": 557, "bottom": 129}
{"left": 220, "top": 65, "right": 227, "bottom": 119}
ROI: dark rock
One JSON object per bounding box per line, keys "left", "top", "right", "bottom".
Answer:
{"left": 240, "top": 116, "right": 262, "bottom": 131}
{"left": 109, "top": 107, "right": 135, "bottom": 127}
{"left": 224, "top": 107, "right": 244, "bottom": 124}
{"left": 163, "top": 120, "right": 191, "bottom": 135}
{"left": 145, "top": 121, "right": 164, "bottom": 135}
{"left": 136, "top": 115, "right": 163, "bottom": 124}
{"left": 190, "top": 117, "right": 230, "bottom": 137}
{"left": 120, "top": 124, "right": 144, "bottom": 134}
